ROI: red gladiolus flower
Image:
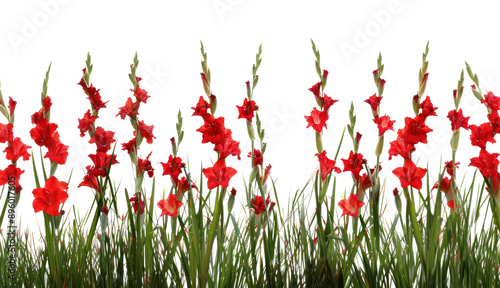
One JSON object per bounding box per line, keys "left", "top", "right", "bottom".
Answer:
{"left": 341, "top": 151, "right": 367, "bottom": 181}
{"left": 8, "top": 97, "right": 16, "bottom": 116}
{"left": 356, "top": 132, "right": 362, "bottom": 144}
{"left": 176, "top": 176, "right": 197, "bottom": 196}
{"left": 481, "top": 91, "right": 500, "bottom": 110}
{"left": 78, "top": 78, "right": 108, "bottom": 111}
{"left": 248, "top": 149, "right": 263, "bottom": 167}
{"left": 196, "top": 115, "right": 226, "bottom": 145}
{"left": 305, "top": 108, "right": 329, "bottom": 133}
{"left": 0, "top": 165, "right": 24, "bottom": 193}
{"left": 4, "top": 137, "right": 31, "bottom": 162}
{"left": 393, "top": 188, "right": 399, "bottom": 196}
{"left": 78, "top": 110, "right": 98, "bottom": 137}
{"left": 251, "top": 195, "right": 276, "bottom": 215}
{"left": 0, "top": 123, "right": 14, "bottom": 143}
{"left": 323, "top": 69, "right": 329, "bottom": 80}
{"left": 488, "top": 110, "right": 500, "bottom": 133}
{"left": 213, "top": 131, "right": 241, "bottom": 160}
{"left": 101, "top": 206, "right": 109, "bottom": 216}
{"left": 316, "top": 150, "right": 340, "bottom": 182}
{"left": 122, "top": 137, "right": 137, "bottom": 154}
{"left": 137, "top": 121, "right": 156, "bottom": 144}
{"left": 237, "top": 98, "right": 259, "bottom": 122}
{"left": 432, "top": 177, "right": 456, "bottom": 211}
{"left": 418, "top": 96, "right": 438, "bottom": 118}
{"left": 392, "top": 159, "right": 427, "bottom": 190}
{"left": 138, "top": 152, "right": 154, "bottom": 178}
{"left": 388, "top": 130, "right": 415, "bottom": 160}
{"left": 338, "top": 194, "right": 364, "bottom": 217}
{"left": 259, "top": 164, "right": 272, "bottom": 185}
{"left": 30, "top": 118, "right": 59, "bottom": 147}
{"left": 87, "top": 152, "right": 119, "bottom": 177}
{"left": 161, "top": 155, "right": 185, "bottom": 183}
{"left": 469, "top": 123, "right": 496, "bottom": 149}
{"left": 133, "top": 86, "right": 150, "bottom": 103}
{"left": 447, "top": 109, "right": 470, "bottom": 131}
{"left": 309, "top": 82, "right": 321, "bottom": 98}
{"left": 32, "top": 176, "right": 69, "bottom": 216}
{"left": 373, "top": 115, "right": 395, "bottom": 136}
{"left": 323, "top": 94, "right": 338, "bottom": 112}
{"left": 31, "top": 109, "right": 44, "bottom": 125}
{"left": 158, "top": 194, "right": 183, "bottom": 217}
{"left": 44, "top": 140, "right": 69, "bottom": 165}
{"left": 230, "top": 187, "right": 237, "bottom": 196}
{"left": 469, "top": 149, "right": 500, "bottom": 179}
{"left": 192, "top": 96, "right": 211, "bottom": 118}
{"left": 444, "top": 161, "right": 460, "bottom": 177}
{"left": 365, "top": 94, "right": 383, "bottom": 112}
{"left": 402, "top": 115, "right": 433, "bottom": 145}
{"left": 380, "top": 79, "right": 386, "bottom": 87}
{"left": 130, "top": 193, "right": 145, "bottom": 215}
{"left": 116, "top": 97, "right": 140, "bottom": 120}
{"left": 42, "top": 96, "right": 52, "bottom": 113}
{"left": 89, "top": 127, "right": 116, "bottom": 152}
{"left": 202, "top": 159, "right": 237, "bottom": 190}
{"left": 78, "top": 168, "right": 101, "bottom": 195}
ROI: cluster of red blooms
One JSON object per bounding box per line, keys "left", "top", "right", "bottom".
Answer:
{"left": 0, "top": 97, "right": 30, "bottom": 195}
{"left": 469, "top": 89, "right": 500, "bottom": 198}
{"left": 77, "top": 68, "right": 118, "bottom": 198}
{"left": 30, "top": 93, "right": 70, "bottom": 216}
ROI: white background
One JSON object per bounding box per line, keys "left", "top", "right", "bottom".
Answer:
{"left": 0, "top": 0, "right": 499, "bottom": 231}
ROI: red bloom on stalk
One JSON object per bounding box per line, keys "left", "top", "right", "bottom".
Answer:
{"left": 469, "top": 123, "right": 496, "bottom": 149}
{"left": 365, "top": 94, "right": 383, "bottom": 112}
{"left": 42, "top": 96, "right": 52, "bottom": 113}
{"left": 388, "top": 130, "right": 415, "bottom": 160}
{"left": 130, "top": 193, "right": 145, "bottom": 215}
{"left": 322, "top": 94, "right": 338, "bottom": 112}
{"left": 444, "top": 161, "right": 460, "bottom": 177}
{"left": 78, "top": 78, "right": 108, "bottom": 111}
{"left": 30, "top": 118, "right": 59, "bottom": 147}
{"left": 158, "top": 194, "right": 183, "bottom": 217}
{"left": 315, "top": 150, "right": 340, "bottom": 182}
{"left": 78, "top": 167, "right": 101, "bottom": 195}
{"left": 87, "top": 152, "right": 118, "bottom": 177}
{"left": 481, "top": 91, "right": 500, "bottom": 110}
{"left": 89, "top": 127, "right": 116, "bottom": 152}
{"left": 402, "top": 115, "right": 433, "bottom": 145}
{"left": 202, "top": 159, "right": 237, "bottom": 190}
{"left": 133, "top": 86, "right": 150, "bottom": 103}
{"left": 341, "top": 151, "right": 367, "bottom": 181}
{"left": 0, "top": 165, "right": 24, "bottom": 193}
{"left": 488, "top": 110, "right": 500, "bottom": 133}
{"left": 78, "top": 110, "right": 98, "bottom": 137}
{"left": 418, "top": 96, "right": 438, "bottom": 118}
{"left": 176, "top": 176, "right": 197, "bottom": 196}
{"left": 305, "top": 108, "right": 329, "bottom": 133}
{"left": 214, "top": 131, "right": 241, "bottom": 160}
{"left": 373, "top": 115, "right": 395, "bottom": 136}
{"left": 251, "top": 195, "right": 276, "bottom": 215}
{"left": 138, "top": 152, "right": 154, "bottom": 178}
{"left": 469, "top": 149, "right": 500, "bottom": 179}
{"left": 44, "top": 140, "right": 69, "bottom": 165}
{"left": 432, "top": 177, "right": 456, "bottom": 211}
{"left": 196, "top": 115, "right": 226, "bottom": 145}
{"left": 137, "top": 121, "right": 156, "bottom": 144}
{"left": 31, "top": 109, "right": 44, "bottom": 125}
{"left": 4, "top": 137, "right": 31, "bottom": 162}
{"left": 8, "top": 97, "right": 17, "bottom": 116}
{"left": 392, "top": 159, "right": 427, "bottom": 190}
{"left": 237, "top": 98, "right": 259, "bottom": 122}
{"left": 116, "top": 97, "right": 140, "bottom": 120}
{"left": 248, "top": 149, "right": 263, "bottom": 167}
{"left": 308, "top": 82, "right": 321, "bottom": 98}
{"left": 0, "top": 123, "right": 14, "bottom": 143}
{"left": 32, "top": 176, "right": 69, "bottom": 216}
{"left": 259, "top": 164, "right": 272, "bottom": 185}
{"left": 161, "top": 155, "right": 185, "bottom": 183}
{"left": 338, "top": 194, "right": 364, "bottom": 217}
{"left": 191, "top": 96, "right": 211, "bottom": 118}
{"left": 447, "top": 109, "right": 470, "bottom": 131}
{"left": 121, "top": 137, "right": 137, "bottom": 155}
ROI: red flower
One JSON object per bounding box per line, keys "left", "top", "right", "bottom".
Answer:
{"left": 130, "top": 193, "right": 145, "bottom": 215}
{"left": 8, "top": 97, "right": 17, "bottom": 116}
{"left": 116, "top": 97, "right": 140, "bottom": 120}
{"left": 447, "top": 109, "right": 470, "bottom": 131}
{"left": 469, "top": 123, "right": 496, "bottom": 149}
{"left": 30, "top": 118, "right": 59, "bottom": 147}
{"left": 0, "top": 123, "right": 14, "bottom": 143}
{"left": 133, "top": 86, "right": 150, "bottom": 103}
{"left": 432, "top": 177, "right": 456, "bottom": 211}
{"left": 251, "top": 195, "right": 276, "bottom": 215}
{"left": 341, "top": 151, "right": 366, "bottom": 181}
{"left": 418, "top": 96, "right": 438, "bottom": 118}
{"left": 322, "top": 94, "right": 338, "bottom": 112}
{"left": 365, "top": 94, "right": 383, "bottom": 112}
{"left": 161, "top": 155, "right": 185, "bottom": 183}
{"left": 488, "top": 110, "right": 500, "bottom": 133}
{"left": 481, "top": 91, "right": 500, "bottom": 110}
{"left": 0, "top": 164, "right": 24, "bottom": 193}
{"left": 78, "top": 110, "right": 98, "bottom": 137}
{"left": 87, "top": 152, "right": 119, "bottom": 177}
{"left": 4, "top": 137, "right": 31, "bottom": 162}
{"left": 373, "top": 115, "right": 395, "bottom": 136}
{"left": 191, "top": 96, "right": 211, "bottom": 118}
{"left": 316, "top": 150, "right": 340, "bottom": 182}
{"left": 259, "top": 164, "right": 272, "bottom": 185}
{"left": 213, "top": 131, "right": 241, "bottom": 160}
{"left": 308, "top": 82, "right": 321, "bottom": 98}
{"left": 305, "top": 108, "right": 329, "bottom": 133}
{"left": 402, "top": 115, "right": 433, "bottom": 145}
{"left": 158, "top": 194, "right": 183, "bottom": 217}
{"left": 78, "top": 167, "right": 101, "bottom": 195}
{"left": 32, "top": 176, "right": 69, "bottom": 216}
{"left": 138, "top": 152, "right": 154, "bottom": 178}
{"left": 44, "top": 140, "right": 69, "bottom": 165}
{"left": 230, "top": 187, "right": 237, "bottom": 196}
{"left": 469, "top": 149, "right": 500, "bottom": 180}
{"left": 248, "top": 149, "right": 263, "bottom": 167}
{"left": 237, "top": 98, "right": 259, "bottom": 122}
{"left": 31, "top": 109, "right": 44, "bottom": 125}
{"left": 137, "top": 121, "right": 156, "bottom": 144}
{"left": 392, "top": 159, "right": 427, "bottom": 190}
{"left": 78, "top": 78, "right": 108, "bottom": 111}
{"left": 444, "top": 161, "right": 460, "bottom": 177}
{"left": 42, "top": 96, "right": 52, "bottom": 113}
{"left": 89, "top": 127, "right": 116, "bottom": 152}
{"left": 338, "top": 194, "right": 364, "bottom": 217}
{"left": 122, "top": 137, "right": 137, "bottom": 155}
{"left": 196, "top": 115, "right": 226, "bottom": 145}
{"left": 202, "top": 159, "right": 237, "bottom": 190}
{"left": 176, "top": 176, "right": 197, "bottom": 196}
{"left": 101, "top": 206, "right": 109, "bottom": 216}
{"left": 388, "top": 130, "right": 415, "bottom": 160}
